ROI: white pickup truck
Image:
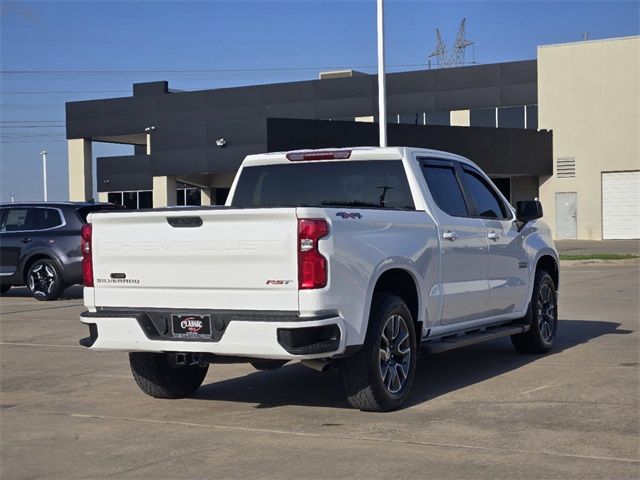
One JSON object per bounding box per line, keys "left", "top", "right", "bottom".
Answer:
{"left": 79, "top": 147, "right": 559, "bottom": 412}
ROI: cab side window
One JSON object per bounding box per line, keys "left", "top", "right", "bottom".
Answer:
{"left": 422, "top": 164, "right": 469, "bottom": 217}
{"left": 461, "top": 168, "right": 510, "bottom": 220}
{"left": 0, "top": 208, "right": 31, "bottom": 232}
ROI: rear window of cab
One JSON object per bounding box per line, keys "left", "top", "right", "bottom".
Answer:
{"left": 231, "top": 160, "right": 415, "bottom": 210}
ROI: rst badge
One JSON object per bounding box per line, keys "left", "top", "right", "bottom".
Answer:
{"left": 266, "top": 280, "right": 293, "bottom": 285}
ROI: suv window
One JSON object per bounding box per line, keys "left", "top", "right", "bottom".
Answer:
{"left": 32, "top": 208, "right": 63, "bottom": 230}
{"left": 461, "top": 168, "right": 510, "bottom": 219}
{"left": 232, "top": 160, "right": 415, "bottom": 210}
{"left": 0, "top": 208, "right": 31, "bottom": 232}
{"left": 421, "top": 165, "right": 469, "bottom": 217}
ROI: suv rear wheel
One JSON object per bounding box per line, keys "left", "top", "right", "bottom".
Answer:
{"left": 338, "top": 294, "right": 417, "bottom": 412}
{"left": 26, "top": 258, "right": 65, "bottom": 301}
{"left": 129, "top": 352, "right": 209, "bottom": 399}
{"left": 0, "top": 284, "right": 11, "bottom": 295}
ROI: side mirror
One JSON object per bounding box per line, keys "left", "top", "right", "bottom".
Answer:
{"left": 516, "top": 200, "right": 543, "bottom": 223}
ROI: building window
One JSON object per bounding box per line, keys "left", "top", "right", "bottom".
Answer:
{"left": 138, "top": 191, "right": 152, "bottom": 209}
{"left": 498, "top": 106, "right": 525, "bottom": 129}
{"left": 106, "top": 190, "right": 152, "bottom": 209}
{"left": 425, "top": 111, "right": 450, "bottom": 126}
{"left": 177, "top": 186, "right": 202, "bottom": 206}
{"left": 107, "top": 192, "right": 122, "bottom": 205}
{"left": 526, "top": 105, "right": 538, "bottom": 130}
{"left": 122, "top": 192, "right": 137, "bottom": 210}
{"left": 470, "top": 108, "right": 496, "bottom": 128}
{"left": 398, "top": 113, "right": 423, "bottom": 125}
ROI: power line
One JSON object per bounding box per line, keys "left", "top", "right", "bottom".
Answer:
{"left": 0, "top": 63, "right": 429, "bottom": 74}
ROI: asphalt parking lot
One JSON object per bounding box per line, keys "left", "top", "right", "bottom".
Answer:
{"left": 1, "top": 261, "right": 638, "bottom": 479}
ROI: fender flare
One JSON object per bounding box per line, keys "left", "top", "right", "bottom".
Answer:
{"left": 18, "top": 249, "right": 65, "bottom": 284}
{"left": 360, "top": 258, "right": 426, "bottom": 339}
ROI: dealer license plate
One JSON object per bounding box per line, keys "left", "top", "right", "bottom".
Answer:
{"left": 171, "top": 314, "right": 212, "bottom": 339}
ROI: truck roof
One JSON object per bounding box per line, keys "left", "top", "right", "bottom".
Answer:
{"left": 241, "top": 146, "right": 476, "bottom": 168}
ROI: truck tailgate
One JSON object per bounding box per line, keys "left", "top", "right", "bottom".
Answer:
{"left": 90, "top": 208, "right": 299, "bottom": 311}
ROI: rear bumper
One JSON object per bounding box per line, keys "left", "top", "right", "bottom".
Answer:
{"left": 80, "top": 310, "right": 346, "bottom": 360}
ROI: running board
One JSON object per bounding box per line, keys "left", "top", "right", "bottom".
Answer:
{"left": 421, "top": 322, "right": 529, "bottom": 354}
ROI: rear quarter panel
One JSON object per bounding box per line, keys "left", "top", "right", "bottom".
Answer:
{"left": 298, "top": 207, "right": 439, "bottom": 347}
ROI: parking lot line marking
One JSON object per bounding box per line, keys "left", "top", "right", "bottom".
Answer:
{"left": 0, "top": 342, "right": 82, "bottom": 349}
{"left": 522, "top": 384, "right": 558, "bottom": 394}
{"left": 9, "top": 408, "right": 639, "bottom": 465}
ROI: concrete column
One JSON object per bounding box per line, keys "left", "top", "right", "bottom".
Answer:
{"left": 98, "top": 192, "right": 109, "bottom": 203}
{"left": 450, "top": 110, "right": 470, "bottom": 127}
{"left": 200, "top": 188, "right": 214, "bottom": 206}
{"left": 152, "top": 176, "right": 177, "bottom": 208}
{"left": 68, "top": 139, "right": 93, "bottom": 201}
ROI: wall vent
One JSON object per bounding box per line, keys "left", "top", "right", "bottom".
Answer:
{"left": 556, "top": 157, "right": 576, "bottom": 178}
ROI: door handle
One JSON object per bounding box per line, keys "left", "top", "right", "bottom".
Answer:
{"left": 487, "top": 231, "right": 500, "bottom": 241}
{"left": 20, "top": 238, "right": 32, "bottom": 244}
{"left": 442, "top": 231, "right": 458, "bottom": 241}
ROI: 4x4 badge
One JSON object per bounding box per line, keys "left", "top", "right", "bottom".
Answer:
{"left": 336, "top": 212, "right": 362, "bottom": 219}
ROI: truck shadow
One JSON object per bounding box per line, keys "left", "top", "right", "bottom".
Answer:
{"left": 192, "top": 318, "right": 632, "bottom": 410}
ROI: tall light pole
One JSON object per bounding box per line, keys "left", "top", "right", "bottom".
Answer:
{"left": 377, "top": 0, "right": 387, "bottom": 147}
{"left": 40, "top": 150, "right": 48, "bottom": 201}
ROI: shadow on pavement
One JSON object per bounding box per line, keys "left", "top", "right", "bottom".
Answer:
{"left": 192, "top": 319, "right": 632, "bottom": 410}
{"left": 2, "top": 285, "right": 83, "bottom": 300}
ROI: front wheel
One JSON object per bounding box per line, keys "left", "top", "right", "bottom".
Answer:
{"left": 26, "top": 259, "right": 65, "bottom": 301}
{"left": 129, "top": 352, "right": 209, "bottom": 399}
{"left": 338, "top": 294, "right": 417, "bottom": 412}
{"left": 511, "top": 270, "right": 558, "bottom": 354}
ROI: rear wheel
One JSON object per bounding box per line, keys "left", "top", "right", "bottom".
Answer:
{"left": 0, "top": 284, "right": 10, "bottom": 295}
{"left": 129, "top": 352, "right": 209, "bottom": 399}
{"left": 26, "top": 259, "right": 65, "bottom": 301}
{"left": 338, "top": 294, "right": 417, "bottom": 412}
{"left": 511, "top": 270, "right": 558, "bottom": 354}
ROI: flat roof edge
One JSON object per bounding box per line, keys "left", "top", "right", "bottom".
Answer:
{"left": 538, "top": 35, "right": 640, "bottom": 49}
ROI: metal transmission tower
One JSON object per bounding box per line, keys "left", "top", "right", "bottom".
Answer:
{"left": 428, "top": 19, "right": 474, "bottom": 69}
{"left": 428, "top": 28, "right": 448, "bottom": 68}
{"left": 451, "top": 18, "right": 474, "bottom": 67}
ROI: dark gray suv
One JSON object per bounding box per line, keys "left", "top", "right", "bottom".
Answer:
{"left": 0, "top": 202, "right": 122, "bottom": 300}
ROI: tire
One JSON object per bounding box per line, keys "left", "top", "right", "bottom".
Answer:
{"left": 0, "top": 284, "right": 10, "bottom": 295}
{"left": 511, "top": 270, "right": 558, "bottom": 354}
{"left": 250, "top": 360, "right": 289, "bottom": 371}
{"left": 338, "top": 294, "right": 417, "bottom": 412}
{"left": 26, "top": 258, "right": 65, "bottom": 301}
{"left": 129, "top": 352, "right": 209, "bottom": 399}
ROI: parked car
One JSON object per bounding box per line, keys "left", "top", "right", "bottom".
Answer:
{"left": 79, "top": 147, "right": 559, "bottom": 411}
{"left": 0, "top": 202, "right": 123, "bottom": 300}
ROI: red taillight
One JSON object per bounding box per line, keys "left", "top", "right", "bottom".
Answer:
{"left": 298, "top": 219, "right": 329, "bottom": 290}
{"left": 81, "top": 223, "right": 93, "bottom": 287}
{"left": 286, "top": 150, "right": 351, "bottom": 161}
